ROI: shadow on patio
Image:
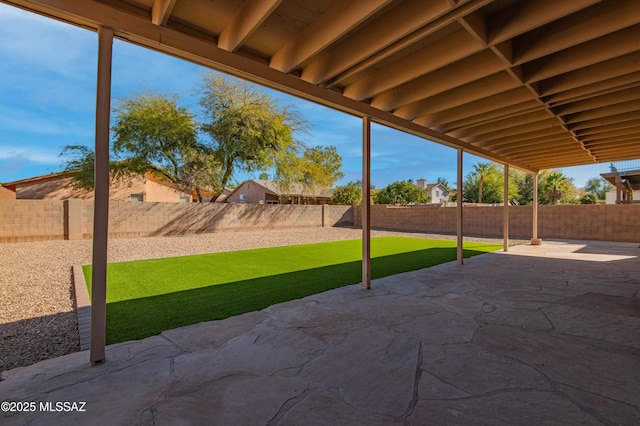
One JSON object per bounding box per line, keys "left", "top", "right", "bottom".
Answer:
{"left": 1, "top": 240, "right": 639, "bottom": 425}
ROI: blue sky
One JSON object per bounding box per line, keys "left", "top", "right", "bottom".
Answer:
{"left": 0, "top": 3, "right": 611, "bottom": 189}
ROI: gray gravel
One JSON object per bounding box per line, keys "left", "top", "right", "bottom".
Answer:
{"left": 0, "top": 227, "right": 519, "bottom": 373}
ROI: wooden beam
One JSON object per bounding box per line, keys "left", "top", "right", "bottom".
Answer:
{"left": 448, "top": 108, "right": 551, "bottom": 137}
{"left": 2, "top": 0, "right": 537, "bottom": 174}
{"left": 331, "top": 0, "right": 492, "bottom": 89}
{"left": 270, "top": 0, "right": 393, "bottom": 73}
{"left": 539, "top": 51, "right": 640, "bottom": 97}
{"left": 422, "top": 87, "right": 534, "bottom": 126}
{"left": 545, "top": 72, "right": 640, "bottom": 106}
{"left": 554, "top": 86, "right": 640, "bottom": 116}
{"left": 524, "top": 25, "right": 640, "bottom": 84}
{"left": 489, "top": 0, "right": 601, "bottom": 44}
{"left": 218, "top": 0, "right": 283, "bottom": 52}
{"left": 90, "top": 26, "right": 113, "bottom": 365}
{"left": 299, "top": 0, "right": 450, "bottom": 84}
{"left": 396, "top": 72, "right": 520, "bottom": 120}
{"left": 342, "top": 29, "right": 484, "bottom": 101}
{"left": 455, "top": 114, "right": 557, "bottom": 141}
{"left": 514, "top": 0, "right": 640, "bottom": 65}
{"left": 441, "top": 102, "right": 542, "bottom": 134}
{"left": 371, "top": 50, "right": 504, "bottom": 112}
{"left": 564, "top": 99, "right": 640, "bottom": 124}
{"left": 362, "top": 116, "right": 371, "bottom": 289}
{"left": 151, "top": 0, "right": 176, "bottom": 26}
{"left": 472, "top": 126, "right": 567, "bottom": 148}
{"left": 570, "top": 110, "right": 640, "bottom": 133}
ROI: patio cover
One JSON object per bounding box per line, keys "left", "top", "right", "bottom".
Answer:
{"left": 5, "top": 0, "right": 640, "bottom": 363}
{"left": 4, "top": 0, "right": 640, "bottom": 171}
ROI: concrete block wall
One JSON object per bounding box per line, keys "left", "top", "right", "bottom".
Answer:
{"left": 81, "top": 202, "right": 351, "bottom": 239}
{"left": 604, "top": 204, "right": 640, "bottom": 242}
{"left": 0, "top": 200, "right": 65, "bottom": 243}
{"left": 3, "top": 199, "right": 638, "bottom": 243}
{"left": 323, "top": 205, "right": 353, "bottom": 227}
{"left": 353, "top": 204, "right": 640, "bottom": 242}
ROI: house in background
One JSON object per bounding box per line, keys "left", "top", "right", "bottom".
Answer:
{"left": 2, "top": 171, "right": 193, "bottom": 203}
{"left": 416, "top": 179, "right": 449, "bottom": 204}
{"left": 225, "top": 179, "right": 333, "bottom": 205}
{"left": 0, "top": 185, "right": 16, "bottom": 200}
{"left": 601, "top": 161, "right": 640, "bottom": 204}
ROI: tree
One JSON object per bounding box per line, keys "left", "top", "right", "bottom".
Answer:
{"left": 584, "top": 177, "right": 613, "bottom": 200}
{"left": 198, "top": 73, "right": 308, "bottom": 201}
{"left": 111, "top": 92, "right": 219, "bottom": 201}
{"left": 436, "top": 176, "right": 451, "bottom": 191}
{"left": 277, "top": 145, "right": 344, "bottom": 198}
{"left": 580, "top": 193, "right": 597, "bottom": 204}
{"left": 59, "top": 146, "right": 150, "bottom": 191}
{"left": 374, "top": 180, "right": 430, "bottom": 204}
{"left": 473, "top": 162, "right": 493, "bottom": 204}
{"left": 542, "top": 171, "right": 572, "bottom": 205}
{"left": 331, "top": 181, "right": 362, "bottom": 205}
{"left": 462, "top": 162, "right": 519, "bottom": 204}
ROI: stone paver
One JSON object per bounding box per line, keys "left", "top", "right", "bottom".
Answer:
{"left": 1, "top": 240, "right": 639, "bottom": 425}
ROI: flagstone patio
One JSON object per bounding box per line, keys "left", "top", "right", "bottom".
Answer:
{"left": 1, "top": 240, "right": 639, "bottom": 425}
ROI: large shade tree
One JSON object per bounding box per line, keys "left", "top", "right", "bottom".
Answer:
{"left": 198, "top": 73, "right": 309, "bottom": 201}
{"left": 60, "top": 75, "right": 321, "bottom": 202}
{"left": 61, "top": 92, "right": 214, "bottom": 199}
{"left": 374, "top": 180, "right": 429, "bottom": 205}
{"left": 111, "top": 92, "right": 218, "bottom": 201}
{"left": 276, "top": 145, "right": 344, "bottom": 197}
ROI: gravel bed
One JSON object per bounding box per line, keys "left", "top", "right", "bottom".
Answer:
{"left": 0, "top": 227, "right": 520, "bottom": 373}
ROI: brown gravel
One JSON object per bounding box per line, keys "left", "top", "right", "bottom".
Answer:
{"left": 0, "top": 227, "right": 519, "bottom": 373}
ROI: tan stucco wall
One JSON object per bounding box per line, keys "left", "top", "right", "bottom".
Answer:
{"left": 0, "top": 186, "right": 16, "bottom": 200}
{"left": 14, "top": 175, "right": 147, "bottom": 201}
{"left": 13, "top": 174, "right": 190, "bottom": 202}
{"left": 226, "top": 181, "right": 278, "bottom": 204}
{"left": 144, "top": 179, "right": 191, "bottom": 202}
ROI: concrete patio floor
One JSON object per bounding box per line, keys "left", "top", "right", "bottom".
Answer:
{"left": 1, "top": 239, "right": 639, "bottom": 425}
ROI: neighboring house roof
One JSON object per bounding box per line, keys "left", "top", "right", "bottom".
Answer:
{"left": 425, "top": 183, "right": 448, "bottom": 193}
{"left": 2, "top": 170, "right": 76, "bottom": 188}
{"left": 214, "top": 188, "right": 233, "bottom": 202}
{"left": 0, "top": 185, "right": 16, "bottom": 199}
{"left": 3, "top": 169, "right": 192, "bottom": 201}
{"left": 228, "top": 179, "right": 334, "bottom": 200}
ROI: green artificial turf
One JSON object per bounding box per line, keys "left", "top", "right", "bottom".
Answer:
{"left": 83, "top": 236, "right": 500, "bottom": 344}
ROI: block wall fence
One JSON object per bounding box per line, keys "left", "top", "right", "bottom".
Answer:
{"left": 0, "top": 200, "right": 353, "bottom": 243}
{"left": 1, "top": 200, "right": 638, "bottom": 243}
{"left": 353, "top": 204, "right": 640, "bottom": 243}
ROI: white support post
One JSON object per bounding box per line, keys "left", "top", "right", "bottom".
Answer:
{"left": 90, "top": 26, "right": 113, "bottom": 364}
{"left": 457, "top": 149, "right": 463, "bottom": 265}
{"left": 503, "top": 164, "right": 509, "bottom": 252}
{"left": 362, "top": 116, "right": 371, "bottom": 289}
{"left": 531, "top": 172, "right": 542, "bottom": 245}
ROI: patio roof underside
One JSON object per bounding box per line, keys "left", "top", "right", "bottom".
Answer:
{"left": 7, "top": 0, "right": 640, "bottom": 173}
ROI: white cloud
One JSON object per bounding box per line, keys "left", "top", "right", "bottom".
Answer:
{"left": 0, "top": 146, "right": 60, "bottom": 165}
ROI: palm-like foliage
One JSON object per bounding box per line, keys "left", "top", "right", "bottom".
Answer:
{"left": 543, "top": 171, "right": 571, "bottom": 205}
{"left": 473, "top": 162, "right": 493, "bottom": 204}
